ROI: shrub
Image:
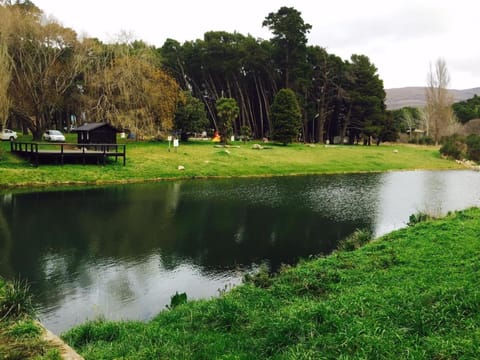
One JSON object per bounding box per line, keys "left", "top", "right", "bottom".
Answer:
{"left": 466, "top": 134, "right": 480, "bottom": 162}
{"left": 240, "top": 125, "right": 252, "bottom": 142}
{"left": 408, "top": 136, "right": 434, "bottom": 145}
{"left": 439, "top": 135, "right": 466, "bottom": 160}
{"left": 418, "top": 136, "right": 434, "bottom": 145}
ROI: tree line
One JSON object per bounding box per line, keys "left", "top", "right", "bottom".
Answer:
{"left": 453, "top": 95, "right": 480, "bottom": 123}
{"left": 0, "top": 1, "right": 394, "bottom": 144}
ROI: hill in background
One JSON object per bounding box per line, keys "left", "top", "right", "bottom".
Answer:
{"left": 385, "top": 87, "right": 480, "bottom": 110}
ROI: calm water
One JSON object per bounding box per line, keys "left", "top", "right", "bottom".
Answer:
{"left": 0, "top": 170, "right": 479, "bottom": 333}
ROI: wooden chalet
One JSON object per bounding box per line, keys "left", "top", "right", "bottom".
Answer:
{"left": 73, "top": 122, "right": 120, "bottom": 145}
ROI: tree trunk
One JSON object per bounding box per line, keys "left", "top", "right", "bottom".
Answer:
{"left": 317, "top": 93, "right": 327, "bottom": 144}
{"left": 258, "top": 78, "right": 271, "bottom": 138}
{"left": 340, "top": 104, "right": 352, "bottom": 144}
{"left": 253, "top": 75, "right": 263, "bottom": 138}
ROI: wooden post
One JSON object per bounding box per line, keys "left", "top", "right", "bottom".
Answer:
{"left": 35, "top": 143, "right": 39, "bottom": 167}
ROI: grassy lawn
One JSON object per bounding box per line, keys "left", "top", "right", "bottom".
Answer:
{"left": 0, "top": 135, "right": 463, "bottom": 190}
{"left": 61, "top": 207, "right": 480, "bottom": 359}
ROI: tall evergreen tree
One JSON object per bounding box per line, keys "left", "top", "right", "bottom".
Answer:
{"left": 270, "top": 88, "right": 302, "bottom": 145}
{"left": 344, "top": 55, "right": 386, "bottom": 144}
{"left": 262, "top": 7, "right": 311, "bottom": 91}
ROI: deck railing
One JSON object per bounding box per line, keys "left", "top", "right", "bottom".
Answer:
{"left": 11, "top": 142, "right": 126, "bottom": 166}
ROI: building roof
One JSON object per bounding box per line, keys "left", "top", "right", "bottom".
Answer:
{"left": 73, "top": 122, "right": 120, "bottom": 132}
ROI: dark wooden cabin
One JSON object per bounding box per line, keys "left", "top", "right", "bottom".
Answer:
{"left": 73, "top": 122, "right": 119, "bottom": 144}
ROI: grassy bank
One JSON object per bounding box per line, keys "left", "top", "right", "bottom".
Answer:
{"left": 63, "top": 207, "right": 480, "bottom": 359}
{"left": 0, "top": 278, "right": 62, "bottom": 359}
{"left": 0, "top": 136, "right": 463, "bottom": 190}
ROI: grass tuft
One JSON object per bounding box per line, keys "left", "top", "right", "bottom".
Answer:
{"left": 167, "top": 291, "right": 188, "bottom": 309}
{"left": 337, "top": 228, "right": 373, "bottom": 251}
{"left": 407, "top": 211, "right": 437, "bottom": 226}
{"left": 0, "top": 278, "right": 36, "bottom": 320}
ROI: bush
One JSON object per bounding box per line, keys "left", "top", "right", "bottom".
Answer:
{"left": 439, "top": 135, "right": 466, "bottom": 160}
{"left": 408, "top": 136, "right": 434, "bottom": 145}
{"left": 466, "top": 134, "right": 480, "bottom": 162}
{"left": 419, "top": 136, "right": 434, "bottom": 145}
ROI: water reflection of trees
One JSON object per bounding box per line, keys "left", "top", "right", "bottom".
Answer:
{"left": 0, "top": 202, "right": 13, "bottom": 278}
{"left": 1, "top": 176, "right": 380, "bottom": 312}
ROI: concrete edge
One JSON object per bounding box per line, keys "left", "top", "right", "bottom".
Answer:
{"left": 36, "top": 321, "right": 84, "bottom": 360}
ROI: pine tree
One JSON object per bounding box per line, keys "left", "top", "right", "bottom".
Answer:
{"left": 271, "top": 88, "right": 302, "bottom": 145}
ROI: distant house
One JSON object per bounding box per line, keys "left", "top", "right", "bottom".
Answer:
{"left": 73, "top": 122, "right": 120, "bottom": 144}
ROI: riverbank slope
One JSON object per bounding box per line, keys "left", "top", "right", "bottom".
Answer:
{"left": 63, "top": 207, "right": 480, "bottom": 359}
{"left": 0, "top": 139, "right": 463, "bottom": 190}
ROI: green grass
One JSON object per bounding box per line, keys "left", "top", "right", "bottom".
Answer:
{"left": 0, "top": 135, "right": 463, "bottom": 190}
{"left": 63, "top": 207, "right": 480, "bottom": 359}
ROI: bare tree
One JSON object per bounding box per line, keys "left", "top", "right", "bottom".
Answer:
{"left": 4, "top": 5, "right": 88, "bottom": 139}
{"left": 0, "top": 42, "right": 11, "bottom": 129}
{"left": 425, "top": 58, "right": 455, "bottom": 145}
{"left": 0, "top": 7, "right": 12, "bottom": 128}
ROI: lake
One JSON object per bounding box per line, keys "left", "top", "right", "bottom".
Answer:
{"left": 0, "top": 170, "right": 479, "bottom": 333}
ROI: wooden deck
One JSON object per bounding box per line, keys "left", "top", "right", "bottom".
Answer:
{"left": 11, "top": 142, "right": 126, "bottom": 166}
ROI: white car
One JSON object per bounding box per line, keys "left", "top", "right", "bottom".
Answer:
{"left": 0, "top": 129, "right": 17, "bottom": 141}
{"left": 43, "top": 130, "right": 66, "bottom": 142}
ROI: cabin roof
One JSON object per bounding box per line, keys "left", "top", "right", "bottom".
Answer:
{"left": 73, "top": 122, "right": 119, "bottom": 132}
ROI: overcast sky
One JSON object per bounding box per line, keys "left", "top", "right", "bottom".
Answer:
{"left": 33, "top": 0, "right": 479, "bottom": 89}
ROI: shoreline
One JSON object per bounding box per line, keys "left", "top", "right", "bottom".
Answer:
{"left": 1, "top": 166, "right": 474, "bottom": 194}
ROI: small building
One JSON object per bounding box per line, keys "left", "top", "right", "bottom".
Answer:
{"left": 73, "top": 122, "right": 120, "bottom": 144}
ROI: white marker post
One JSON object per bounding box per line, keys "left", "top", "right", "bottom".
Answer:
{"left": 167, "top": 135, "right": 172, "bottom": 152}
{"left": 173, "top": 138, "right": 179, "bottom": 152}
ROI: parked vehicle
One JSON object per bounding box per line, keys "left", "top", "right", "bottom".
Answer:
{"left": 43, "top": 130, "right": 66, "bottom": 142}
{"left": 0, "top": 129, "right": 17, "bottom": 141}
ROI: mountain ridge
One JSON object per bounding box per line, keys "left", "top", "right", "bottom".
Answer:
{"left": 385, "top": 87, "right": 480, "bottom": 110}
